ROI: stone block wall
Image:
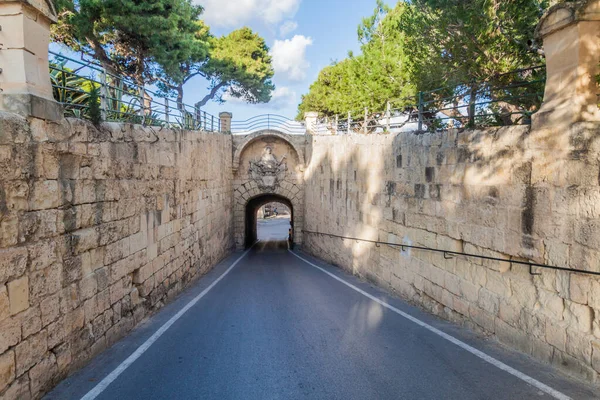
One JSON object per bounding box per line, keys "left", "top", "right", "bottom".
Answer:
{"left": 303, "top": 124, "right": 600, "bottom": 383}
{"left": 0, "top": 112, "right": 234, "bottom": 398}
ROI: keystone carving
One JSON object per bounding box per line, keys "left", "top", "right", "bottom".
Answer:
{"left": 248, "top": 146, "right": 287, "bottom": 190}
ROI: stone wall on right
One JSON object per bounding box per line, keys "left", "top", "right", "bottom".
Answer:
{"left": 303, "top": 123, "right": 600, "bottom": 382}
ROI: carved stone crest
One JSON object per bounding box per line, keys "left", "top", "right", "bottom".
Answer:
{"left": 249, "top": 146, "right": 287, "bottom": 190}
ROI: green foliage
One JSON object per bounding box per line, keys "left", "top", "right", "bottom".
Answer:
{"left": 157, "top": 26, "right": 275, "bottom": 108}
{"left": 87, "top": 86, "right": 102, "bottom": 125}
{"left": 398, "top": 0, "right": 549, "bottom": 124}
{"left": 203, "top": 28, "right": 275, "bottom": 106}
{"left": 400, "top": 0, "right": 548, "bottom": 91}
{"left": 299, "top": 0, "right": 549, "bottom": 126}
{"left": 54, "top": 1, "right": 274, "bottom": 108}
{"left": 298, "top": 1, "right": 414, "bottom": 118}
{"left": 50, "top": 58, "right": 100, "bottom": 119}
{"left": 53, "top": 0, "right": 209, "bottom": 86}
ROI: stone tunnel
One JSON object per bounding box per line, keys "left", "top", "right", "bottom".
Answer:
{"left": 231, "top": 130, "right": 307, "bottom": 249}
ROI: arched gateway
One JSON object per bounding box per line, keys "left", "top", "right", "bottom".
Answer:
{"left": 232, "top": 129, "right": 307, "bottom": 249}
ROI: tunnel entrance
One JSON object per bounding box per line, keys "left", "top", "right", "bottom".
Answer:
{"left": 245, "top": 194, "right": 294, "bottom": 248}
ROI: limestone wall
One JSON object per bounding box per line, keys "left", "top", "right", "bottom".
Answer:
{"left": 303, "top": 124, "right": 600, "bottom": 382}
{"left": 0, "top": 112, "right": 234, "bottom": 398}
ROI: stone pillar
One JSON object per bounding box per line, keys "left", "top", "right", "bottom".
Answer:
{"left": 532, "top": 0, "right": 600, "bottom": 131}
{"left": 219, "top": 112, "right": 232, "bottom": 133}
{"left": 304, "top": 111, "right": 318, "bottom": 134}
{"left": 0, "top": 0, "right": 62, "bottom": 120}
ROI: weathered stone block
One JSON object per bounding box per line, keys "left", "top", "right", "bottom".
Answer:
{"left": 593, "top": 340, "right": 600, "bottom": 373}
{"left": 30, "top": 180, "right": 60, "bottom": 210}
{"left": 565, "top": 301, "right": 594, "bottom": 333}
{"left": 51, "top": 342, "right": 71, "bottom": 373}
{"left": 0, "top": 350, "right": 15, "bottom": 393}
{"left": 15, "top": 330, "right": 47, "bottom": 376}
{"left": 28, "top": 240, "right": 57, "bottom": 271}
{"left": 78, "top": 274, "right": 97, "bottom": 302}
{"left": 546, "top": 320, "right": 567, "bottom": 351}
{"left": 0, "top": 286, "right": 10, "bottom": 322}
{"left": 0, "top": 317, "right": 20, "bottom": 355}
{"left": 71, "top": 228, "right": 99, "bottom": 255}
{"left": 0, "top": 248, "right": 27, "bottom": 285}
{"left": 29, "top": 265, "right": 61, "bottom": 303}
{"left": 565, "top": 328, "right": 593, "bottom": 363}
{"left": 40, "top": 294, "right": 60, "bottom": 327}
{"left": 7, "top": 276, "right": 29, "bottom": 315}
{"left": 19, "top": 307, "right": 42, "bottom": 339}
{"left": 28, "top": 353, "right": 57, "bottom": 397}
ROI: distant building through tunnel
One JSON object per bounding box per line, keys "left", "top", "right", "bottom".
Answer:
{"left": 258, "top": 202, "right": 291, "bottom": 219}
{"left": 245, "top": 195, "right": 293, "bottom": 247}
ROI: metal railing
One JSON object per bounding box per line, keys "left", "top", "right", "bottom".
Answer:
{"left": 49, "top": 51, "right": 220, "bottom": 131}
{"left": 310, "top": 66, "right": 546, "bottom": 135}
{"left": 230, "top": 114, "right": 306, "bottom": 135}
{"left": 303, "top": 230, "right": 600, "bottom": 277}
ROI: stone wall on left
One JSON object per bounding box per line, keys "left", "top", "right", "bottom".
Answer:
{"left": 0, "top": 112, "right": 234, "bottom": 399}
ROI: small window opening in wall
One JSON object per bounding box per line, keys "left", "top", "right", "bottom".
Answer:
{"left": 396, "top": 154, "right": 402, "bottom": 168}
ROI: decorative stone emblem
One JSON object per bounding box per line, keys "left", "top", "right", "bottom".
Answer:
{"left": 249, "top": 146, "right": 287, "bottom": 190}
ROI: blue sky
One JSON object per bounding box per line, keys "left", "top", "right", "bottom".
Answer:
{"left": 192, "top": 0, "right": 388, "bottom": 122}
{"left": 50, "top": 1, "right": 389, "bottom": 123}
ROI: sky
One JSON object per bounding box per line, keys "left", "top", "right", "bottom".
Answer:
{"left": 190, "top": 0, "right": 387, "bottom": 122}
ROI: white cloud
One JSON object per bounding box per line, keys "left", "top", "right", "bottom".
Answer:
{"left": 196, "top": 0, "right": 300, "bottom": 28}
{"left": 267, "top": 86, "right": 297, "bottom": 109}
{"left": 279, "top": 20, "right": 298, "bottom": 37}
{"left": 271, "top": 35, "right": 313, "bottom": 82}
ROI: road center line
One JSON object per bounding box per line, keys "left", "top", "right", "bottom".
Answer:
{"left": 80, "top": 245, "right": 255, "bottom": 400}
{"left": 289, "top": 250, "right": 571, "bottom": 400}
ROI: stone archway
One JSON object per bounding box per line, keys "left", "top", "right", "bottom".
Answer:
{"left": 232, "top": 129, "right": 306, "bottom": 172}
{"left": 244, "top": 194, "right": 294, "bottom": 247}
{"left": 232, "top": 131, "right": 306, "bottom": 249}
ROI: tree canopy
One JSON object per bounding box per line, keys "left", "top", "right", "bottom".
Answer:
{"left": 158, "top": 27, "right": 275, "bottom": 109}
{"left": 298, "top": 0, "right": 550, "bottom": 122}
{"left": 297, "top": 1, "right": 414, "bottom": 118}
{"left": 52, "top": 0, "right": 274, "bottom": 108}
{"left": 400, "top": 0, "right": 548, "bottom": 91}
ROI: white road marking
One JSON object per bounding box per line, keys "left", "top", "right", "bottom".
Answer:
{"left": 80, "top": 246, "right": 255, "bottom": 400}
{"left": 289, "top": 250, "right": 571, "bottom": 400}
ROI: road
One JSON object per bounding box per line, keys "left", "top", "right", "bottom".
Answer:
{"left": 257, "top": 216, "right": 291, "bottom": 242}
{"left": 47, "top": 220, "right": 598, "bottom": 400}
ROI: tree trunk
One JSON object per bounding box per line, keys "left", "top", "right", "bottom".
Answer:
{"left": 176, "top": 85, "right": 185, "bottom": 112}
{"left": 196, "top": 81, "right": 228, "bottom": 108}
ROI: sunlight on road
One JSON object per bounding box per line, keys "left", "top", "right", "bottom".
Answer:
{"left": 257, "top": 216, "right": 291, "bottom": 241}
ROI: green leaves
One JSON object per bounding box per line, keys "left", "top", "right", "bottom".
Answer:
{"left": 53, "top": 1, "right": 274, "bottom": 109}
{"left": 298, "top": 2, "right": 415, "bottom": 118}
{"left": 298, "top": 0, "right": 549, "bottom": 123}
{"left": 198, "top": 27, "right": 275, "bottom": 107}
{"left": 53, "top": 0, "right": 210, "bottom": 85}
{"left": 401, "top": 0, "right": 548, "bottom": 91}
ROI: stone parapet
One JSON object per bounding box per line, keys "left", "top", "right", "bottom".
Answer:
{"left": 0, "top": 0, "right": 62, "bottom": 120}
{"left": 532, "top": 0, "right": 600, "bottom": 130}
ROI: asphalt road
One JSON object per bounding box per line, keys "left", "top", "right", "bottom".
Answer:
{"left": 257, "top": 216, "right": 291, "bottom": 241}
{"left": 46, "top": 220, "right": 599, "bottom": 400}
